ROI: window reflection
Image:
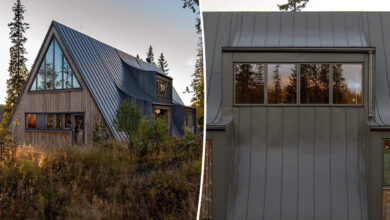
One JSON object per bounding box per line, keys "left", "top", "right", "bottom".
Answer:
{"left": 54, "top": 40, "right": 63, "bottom": 89}
{"left": 55, "top": 114, "right": 62, "bottom": 129}
{"left": 333, "top": 64, "right": 362, "bottom": 104}
{"left": 156, "top": 79, "right": 169, "bottom": 97}
{"left": 235, "top": 63, "right": 265, "bottom": 104}
{"left": 65, "top": 114, "right": 72, "bottom": 129}
{"left": 26, "top": 114, "right": 36, "bottom": 128}
{"left": 46, "top": 114, "right": 54, "bottom": 129}
{"left": 45, "top": 40, "right": 54, "bottom": 89}
{"left": 267, "top": 64, "right": 297, "bottom": 104}
{"left": 300, "top": 64, "right": 329, "bottom": 104}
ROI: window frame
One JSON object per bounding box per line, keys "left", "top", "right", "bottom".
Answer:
{"left": 227, "top": 52, "right": 367, "bottom": 107}
{"left": 24, "top": 112, "right": 85, "bottom": 132}
{"left": 28, "top": 36, "right": 83, "bottom": 93}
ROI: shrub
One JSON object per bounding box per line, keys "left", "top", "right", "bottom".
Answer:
{"left": 92, "top": 121, "right": 109, "bottom": 144}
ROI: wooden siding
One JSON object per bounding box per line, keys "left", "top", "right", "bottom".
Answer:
{"left": 9, "top": 27, "right": 107, "bottom": 147}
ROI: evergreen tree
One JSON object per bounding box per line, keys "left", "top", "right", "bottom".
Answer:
{"left": 146, "top": 45, "right": 156, "bottom": 65}
{"left": 158, "top": 53, "right": 169, "bottom": 74}
{"left": 136, "top": 54, "right": 141, "bottom": 60}
{"left": 333, "top": 64, "right": 347, "bottom": 103}
{"left": 3, "top": 0, "right": 29, "bottom": 127}
{"left": 182, "top": 0, "right": 201, "bottom": 33}
{"left": 278, "top": 0, "right": 309, "bottom": 12}
{"left": 285, "top": 66, "right": 297, "bottom": 103}
{"left": 272, "top": 64, "right": 283, "bottom": 103}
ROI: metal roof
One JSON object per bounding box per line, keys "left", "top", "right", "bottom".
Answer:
{"left": 204, "top": 12, "right": 390, "bottom": 128}
{"left": 53, "top": 21, "right": 184, "bottom": 139}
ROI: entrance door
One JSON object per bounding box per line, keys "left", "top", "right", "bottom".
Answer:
{"left": 73, "top": 114, "right": 85, "bottom": 145}
{"left": 154, "top": 106, "right": 171, "bottom": 133}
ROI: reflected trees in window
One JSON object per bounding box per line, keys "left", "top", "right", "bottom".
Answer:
{"left": 235, "top": 63, "right": 264, "bottom": 104}
{"left": 267, "top": 64, "right": 297, "bottom": 104}
{"left": 333, "top": 64, "right": 362, "bottom": 104}
{"left": 300, "top": 64, "right": 329, "bottom": 104}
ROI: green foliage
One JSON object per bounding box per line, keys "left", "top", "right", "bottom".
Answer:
{"left": 0, "top": 104, "right": 4, "bottom": 120}
{"left": 278, "top": 0, "right": 309, "bottom": 12}
{"left": 158, "top": 53, "right": 169, "bottom": 74}
{"left": 4, "top": 0, "right": 30, "bottom": 126}
{"left": 0, "top": 126, "right": 16, "bottom": 161}
{"left": 92, "top": 121, "right": 109, "bottom": 144}
{"left": 0, "top": 133, "right": 201, "bottom": 219}
{"left": 114, "top": 100, "right": 142, "bottom": 150}
{"left": 181, "top": 0, "right": 201, "bottom": 33}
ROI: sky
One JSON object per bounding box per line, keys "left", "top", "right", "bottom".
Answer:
{"left": 0, "top": 0, "right": 198, "bottom": 105}
{"left": 201, "top": 0, "right": 390, "bottom": 11}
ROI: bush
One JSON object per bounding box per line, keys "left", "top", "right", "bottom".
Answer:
{"left": 92, "top": 121, "right": 109, "bottom": 144}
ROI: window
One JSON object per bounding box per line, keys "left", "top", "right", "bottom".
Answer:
{"left": 383, "top": 140, "right": 390, "bottom": 219}
{"left": 267, "top": 64, "right": 297, "bottom": 104}
{"left": 55, "top": 114, "right": 63, "bottom": 129}
{"left": 300, "top": 64, "right": 329, "bottom": 104}
{"left": 234, "top": 63, "right": 363, "bottom": 105}
{"left": 156, "top": 78, "right": 170, "bottom": 97}
{"left": 185, "top": 109, "right": 194, "bottom": 127}
{"left": 29, "top": 37, "right": 81, "bottom": 91}
{"left": 26, "top": 114, "right": 36, "bottom": 128}
{"left": 235, "top": 63, "right": 264, "bottom": 104}
{"left": 46, "top": 114, "right": 54, "bottom": 128}
{"left": 65, "top": 114, "right": 72, "bottom": 129}
{"left": 333, "top": 64, "right": 362, "bottom": 104}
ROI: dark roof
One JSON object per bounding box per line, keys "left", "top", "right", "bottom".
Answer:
{"left": 203, "top": 12, "right": 390, "bottom": 128}
{"left": 53, "top": 21, "right": 184, "bottom": 139}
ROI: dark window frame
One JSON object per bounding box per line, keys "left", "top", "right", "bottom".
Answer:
{"left": 24, "top": 112, "right": 84, "bottom": 132}
{"left": 233, "top": 62, "right": 364, "bottom": 106}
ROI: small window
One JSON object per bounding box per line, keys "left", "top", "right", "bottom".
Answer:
{"left": 300, "top": 64, "right": 330, "bottom": 104}
{"left": 55, "top": 114, "right": 63, "bottom": 129}
{"left": 46, "top": 114, "right": 54, "bottom": 129}
{"left": 185, "top": 109, "right": 194, "bottom": 127}
{"left": 26, "top": 114, "right": 36, "bottom": 128}
{"left": 65, "top": 114, "right": 72, "bottom": 129}
{"left": 156, "top": 78, "right": 169, "bottom": 97}
{"left": 235, "top": 63, "right": 265, "bottom": 104}
{"left": 267, "top": 64, "right": 297, "bottom": 104}
{"left": 333, "top": 64, "right": 363, "bottom": 104}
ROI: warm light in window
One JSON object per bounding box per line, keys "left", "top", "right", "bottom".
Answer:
{"left": 155, "top": 109, "right": 161, "bottom": 114}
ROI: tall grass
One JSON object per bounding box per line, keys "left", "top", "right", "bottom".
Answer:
{"left": 0, "top": 136, "right": 201, "bottom": 219}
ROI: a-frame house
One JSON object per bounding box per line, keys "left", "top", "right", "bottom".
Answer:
{"left": 9, "top": 21, "right": 196, "bottom": 146}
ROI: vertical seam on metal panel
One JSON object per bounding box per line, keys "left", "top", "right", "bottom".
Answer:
{"left": 379, "top": 13, "right": 390, "bottom": 97}
{"left": 206, "top": 13, "right": 220, "bottom": 102}
{"left": 251, "top": 13, "right": 256, "bottom": 47}
{"left": 245, "top": 108, "right": 253, "bottom": 220}
{"left": 238, "top": 14, "right": 243, "bottom": 46}
{"left": 329, "top": 108, "right": 333, "bottom": 220}
{"left": 345, "top": 13, "right": 350, "bottom": 47}
{"left": 265, "top": 14, "right": 269, "bottom": 47}
{"left": 357, "top": 13, "right": 364, "bottom": 47}
{"left": 345, "top": 108, "right": 350, "bottom": 220}
{"left": 263, "top": 107, "right": 269, "bottom": 220}
{"left": 319, "top": 13, "right": 323, "bottom": 47}
{"left": 313, "top": 108, "right": 316, "bottom": 220}
{"left": 292, "top": 13, "right": 295, "bottom": 46}
{"left": 305, "top": 13, "right": 308, "bottom": 47}
{"left": 279, "top": 13, "right": 282, "bottom": 46}
{"left": 297, "top": 108, "right": 300, "bottom": 220}
{"left": 366, "top": 13, "right": 371, "bottom": 45}
{"left": 280, "top": 107, "right": 285, "bottom": 220}
{"left": 357, "top": 108, "right": 363, "bottom": 220}
{"left": 331, "top": 13, "right": 335, "bottom": 46}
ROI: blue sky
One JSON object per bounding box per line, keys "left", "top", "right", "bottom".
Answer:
{"left": 0, "top": 0, "right": 198, "bottom": 105}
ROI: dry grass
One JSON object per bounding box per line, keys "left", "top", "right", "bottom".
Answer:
{"left": 0, "top": 137, "right": 201, "bottom": 219}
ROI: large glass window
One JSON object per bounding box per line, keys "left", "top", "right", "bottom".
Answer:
{"left": 30, "top": 37, "right": 81, "bottom": 91}
{"left": 46, "top": 114, "right": 54, "bottom": 128}
{"left": 65, "top": 114, "right": 72, "bottom": 129}
{"left": 267, "top": 64, "right": 297, "bottom": 104}
{"left": 26, "top": 114, "right": 36, "bottom": 129}
{"left": 234, "top": 63, "right": 361, "bottom": 105}
{"left": 235, "top": 63, "right": 265, "bottom": 104}
{"left": 333, "top": 64, "right": 363, "bottom": 104}
{"left": 156, "top": 78, "right": 170, "bottom": 97}
{"left": 55, "top": 114, "right": 63, "bottom": 129}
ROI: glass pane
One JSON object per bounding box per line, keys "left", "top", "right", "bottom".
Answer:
{"left": 55, "top": 114, "right": 62, "bottom": 129}
{"left": 235, "top": 63, "right": 265, "bottom": 104}
{"left": 64, "top": 114, "right": 72, "bottom": 129}
{"left": 45, "top": 40, "right": 55, "bottom": 89}
{"left": 384, "top": 140, "right": 390, "bottom": 185}
{"left": 30, "top": 78, "right": 37, "bottom": 91}
{"left": 37, "top": 62, "right": 45, "bottom": 90}
{"left": 333, "top": 64, "right": 363, "bottom": 104}
{"left": 156, "top": 79, "right": 169, "bottom": 97}
{"left": 267, "top": 64, "right": 297, "bottom": 104}
{"left": 63, "top": 58, "right": 72, "bottom": 89}
{"left": 300, "top": 64, "right": 330, "bottom": 104}
{"left": 26, "top": 114, "right": 36, "bottom": 128}
{"left": 54, "top": 39, "right": 63, "bottom": 89}
{"left": 46, "top": 114, "right": 54, "bottom": 129}
{"left": 72, "top": 71, "right": 81, "bottom": 88}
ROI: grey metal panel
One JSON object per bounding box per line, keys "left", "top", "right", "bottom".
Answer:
{"left": 319, "top": 13, "right": 335, "bottom": 47}
{"left": 279, "top": 13, "right": 294, "bottom": 47}
{"left": 237, "top": 13, "right": 255, "bottom": 47}
{"left": 246, "top": 107, "right": 267, "bottom": 220}
{"left": 232, "top": 107, "right": 251, "bottom": 219}
{"left": 346, "top": 13, "right": 364, "bottom": 47}
{"left": 314, "top": 107, "right": 332, "bottom": 220}
{"left": 264, "top": 107, "right": 283, "bottom": 220}
{"left": 346, "top": 108, "right": 362, "bottom": 220}
{"left": 306, "top": 13, "right": 320, "bottom": 47}
{"left": 265, "top": 13, "right": 281, "bottom": 47}
{"left": 293, "top": 13, "right": 307, "bottom": 47}
{"left": 331, "top": 108, "right": 348, "bottom": 220}
{"left": 333, "top": 13, "right": 348, "bottom": 47}
{"left": 281, "top": 107, "right": 299, "bottom": 220}
{"left": 252, "top": 13, "right": 268, "bottom": 47}
{"left": 298, "top": 107, "right": 315, "bottom": 220}
{"left": 227, "top": 107, "right": 239, "bottom": 220}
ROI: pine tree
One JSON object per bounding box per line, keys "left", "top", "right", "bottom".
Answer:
{"left": 3, "top": 0, "right": 29, "bottom": 127}
{"left": 284, "top": 66, "right": 297, "bottom": 103}
{"left": 272, "top": 64, "right": 283, "bottom": 103}
{"left": 146, "top": 45, "right": 156, "bottom": 65}
{"left": 278, "top": 0, "right": 309, "bottom": 12}
{"left": 158, "top": 53, "right": 169, "bottom": 74}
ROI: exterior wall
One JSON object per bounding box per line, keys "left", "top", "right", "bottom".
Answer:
{"left": 9, "top": 26, "right": 107, "bottom": 147}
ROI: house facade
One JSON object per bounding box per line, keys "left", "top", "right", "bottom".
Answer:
{"left": 9, "top": 21, "right": 196, "bottom": 146}
{"left": 204, "top": 12, "right": 390, "bottom": 220}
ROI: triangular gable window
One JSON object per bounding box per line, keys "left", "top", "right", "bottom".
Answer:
{"left": 30, "top": 37, "right": 81, "bottom": 91}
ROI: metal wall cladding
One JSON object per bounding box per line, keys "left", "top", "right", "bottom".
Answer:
{"left": 53, "top": 21, "right": 185, "bottom": 138}
{"left": 203, "top": 12, "right": 390, "bottom": 128}
{"left": 225, "top": 106, "right": 368, "bottom": 220}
